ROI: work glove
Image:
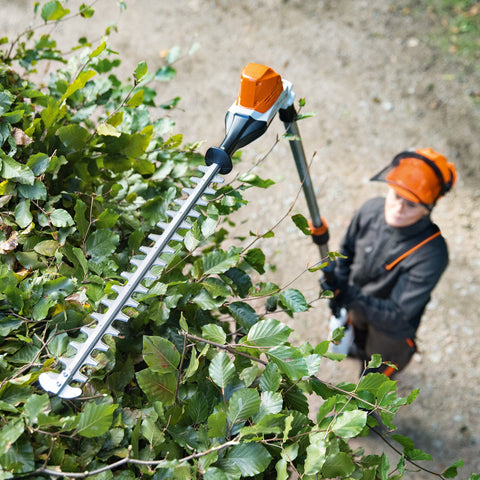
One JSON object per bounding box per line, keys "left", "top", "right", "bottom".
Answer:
{"left": 320, "top": 277, "right": 342, "bottom": 316}
{"left": 320, "top": 276, "right": 353, "bottom": 316}
{"left": 319, "top": 261, "right": 356, "bottom": 315}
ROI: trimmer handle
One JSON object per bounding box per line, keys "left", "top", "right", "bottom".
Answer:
{"left": 205, "top": 63, "right": 295, "bottom": 174}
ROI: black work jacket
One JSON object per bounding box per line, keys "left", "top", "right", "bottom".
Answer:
{"left": 335, "top": 197, "right": 449, "bottom": 339}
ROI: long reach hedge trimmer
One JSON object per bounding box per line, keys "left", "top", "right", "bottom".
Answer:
{"left": 39, "top": 63, "right": 332, "bottom": 399}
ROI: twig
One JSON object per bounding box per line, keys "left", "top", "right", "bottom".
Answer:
{"left": 5, "top": 0, "right": 101, "bottom": 61}
{"left": 183, "top": 331, "right": 393, "bottom": 414}
{"left": 175, "top": 333, "right": 188, "bottom": 401}
{"left": 240, "top": 146, "right": 319, "bottom": 257}
{"left": 24, "top": 440, "right": 240, "bottom": 479}
{"left": 183, "top": 332, "right": 268, "bottom": 365}
{"left": 371, "top": 428, "right": 448, "bottom": 479}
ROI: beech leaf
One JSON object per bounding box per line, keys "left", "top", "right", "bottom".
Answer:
{"left": 209, "top": 352, "right": 235, "bottom": 389}
{"left": 76, "top": 403, "right": 117, "bottom": 438}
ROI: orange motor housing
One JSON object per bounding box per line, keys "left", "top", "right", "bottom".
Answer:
{"left": 236, "top": 63, "right": 284, "bottom": 113}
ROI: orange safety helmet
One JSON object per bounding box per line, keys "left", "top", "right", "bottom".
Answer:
{"left": 371, "top": 148, "right": 457, "bottom": 209}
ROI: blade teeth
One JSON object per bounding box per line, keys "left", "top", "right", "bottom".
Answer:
{"left": 131, "top": 258, "right": 143, "bottom": 268}
{"left": 135, "top": 285, "right": 148, "bottom": 294}
{"left": 188, "top": 210, "right": 200, "bottom": 218}
{"left": 73, "top": 371, "right": 87, "bottom": 383}
{"left": 115, "top": 312, "right": 129, "bottom": 322}
{"left": 190, "top": 176, "right": 202, "bottom": 184}
{"left": 153, "top": 259, "right": 166, "bottom": 267}
{"left": 106, "top": 326, "right": 120, "bottom": 336}
{"left": 101, "top": 298, "right": 114, "bottom": 308}
{"left": 162, "top": 220, "right": 191, "bottom": 230}
{"left": 204, "top": 187, "right": 216, "bottom": 195}
{"left": 125, "top": 298, "right": 138, "bottom": 308}
{"left": 90, "top": 312, "right": 103, "bottom": 322}
{"left": 81, "top": 325, "right": 93, "bottom": 336}
{"left": 70, "top": 341, "right": 83, "bottom": 352}
{"left": 59, "top": 357, "right": 74, "bottom": 369}
{"left": 174, "top": 198, "right": 185, "bottom": 206}
{"left": 144, "top": 271, "right": 157, "bottom": 280}
{"left": 162, "top": 246, "right": 175, "bottom": 255}
{"left": 148, "top": 233, "right": 162, "bottom": 242}
{"left": 95, "top": 341, "right": 109, "bottom": 352}
{"left": 111, "top": 284, "right": 124, "bottom": 294}
{"left": 121, "top": 271, "right": 132, "bottom": 281}
{"left": 197, "top": 165, "right": 224, "bottom": 183}
{"left": 139, "top": 245, "right": 152, "bottom": 255}
{"left": 166, "top": 210, "right": 177, "bottom": 218}
{"left": 80, "top": 324, "right": 103, "bottom": 337}
{"left": 84, "top": 356, "right": 97, "bottom": 367}
{"left": 182, "top": 188, "right": 208, "bottom": 206}
{"left": 148, "top": 232, "right": 183, "bottom": 243}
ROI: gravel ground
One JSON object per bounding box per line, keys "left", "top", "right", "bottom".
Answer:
{"left": 2, "top": 0, "right": 479, "bottom": 477}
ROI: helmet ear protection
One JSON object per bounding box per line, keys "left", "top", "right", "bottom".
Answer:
{"left": 391, "top": 151, "right": 454, "bottom": 197}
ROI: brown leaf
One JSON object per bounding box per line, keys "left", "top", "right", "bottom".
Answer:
{"left": 0, "top": 231, "right": 19, "bottom": 254}
{"left": 12, "top": 127, "right": 33, "bottom": 146}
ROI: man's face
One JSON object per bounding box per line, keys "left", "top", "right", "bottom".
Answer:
{"left": 384, "top": 187, "right": 429, "bottom": 227}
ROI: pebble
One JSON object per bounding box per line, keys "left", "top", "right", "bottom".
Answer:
{"left": 407, "top": 37, "right": 419, "bottom": 47}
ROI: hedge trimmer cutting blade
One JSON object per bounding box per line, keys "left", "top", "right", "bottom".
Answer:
{"left": 38, "top": 63, "right": 296, "bottom": 399}
{"left": 38, "top": 164, "right": 225, "bottom": 398}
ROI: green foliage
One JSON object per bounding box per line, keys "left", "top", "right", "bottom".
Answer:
{"left": 412, "top": 0, "right": 480, "bottom": 62}
{"left": 0, "top": 2, "right": 471, "bottom": 479}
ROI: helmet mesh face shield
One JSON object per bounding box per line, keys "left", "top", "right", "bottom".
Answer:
{"left": 371, "top": 151, "right": 455, "bottom": 210}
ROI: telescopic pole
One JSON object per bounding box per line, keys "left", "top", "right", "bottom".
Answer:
{"left": 279, "top": 105, "right": 335, "bottom": 285}
{"left": 217, "top": 63, "right": 335, "bottom": 281}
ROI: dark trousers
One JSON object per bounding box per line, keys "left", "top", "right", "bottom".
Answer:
{"left": 349, "top": 313, "right": 417, "bottom": 378}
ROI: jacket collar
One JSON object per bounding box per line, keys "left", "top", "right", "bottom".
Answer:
{"left": 389, "top": 214, "right": 432, "bottom": 239}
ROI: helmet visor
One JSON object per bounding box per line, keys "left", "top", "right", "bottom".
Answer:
{"left": 370, "top": 159, "right": 438, "bottom": 210}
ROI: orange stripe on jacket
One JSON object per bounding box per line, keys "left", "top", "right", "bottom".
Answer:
{"left": 382, "top": 366, "right": 397, "bottom": 378}
{"left": 385, "top": 231, "right": 441, "bottom": 271}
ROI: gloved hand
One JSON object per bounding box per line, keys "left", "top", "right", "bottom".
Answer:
{"left": 319, "top": 276, "right": 353, "bottom": 315}
{"left": 319, "top": 273, "right": 347, "bottom": 299}
{"left": 320, "top": 277, "right": 341, "bottom": 315}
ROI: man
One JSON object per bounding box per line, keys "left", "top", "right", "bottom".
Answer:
{"left": 324, "top": 148, "right": 457, "bottom": 377}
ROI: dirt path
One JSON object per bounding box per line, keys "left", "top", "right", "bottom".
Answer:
{"left": 2, "top": 0, "right": 479, "bottom": 477}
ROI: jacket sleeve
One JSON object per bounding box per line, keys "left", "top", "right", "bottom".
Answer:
{"left": 345, "top": 241, "right": 448, "bottom": 337}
